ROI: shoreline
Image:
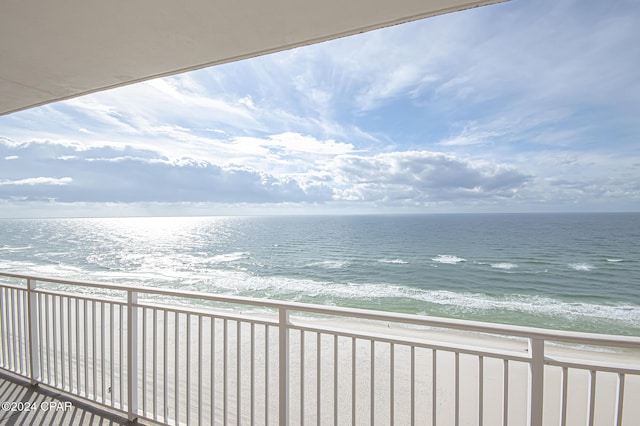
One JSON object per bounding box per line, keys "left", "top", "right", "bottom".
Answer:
{"left": 4, "top": 262, "right": 639, "bottom": 337}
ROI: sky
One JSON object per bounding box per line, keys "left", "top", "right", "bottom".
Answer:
{"left": 1, "top": 0, "right": 639, "bottom": 217}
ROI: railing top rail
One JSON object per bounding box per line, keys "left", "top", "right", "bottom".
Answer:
{"left": 2, "top": 271, "right": 639, "bottom": 348}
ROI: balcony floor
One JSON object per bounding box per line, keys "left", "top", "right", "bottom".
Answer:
{"left": 0, "top": 370, "right": 148, "bottom": 425}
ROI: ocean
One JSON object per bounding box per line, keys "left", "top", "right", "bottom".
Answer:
{"left": 0, "top": 213, "right": 638, "bottom": 335}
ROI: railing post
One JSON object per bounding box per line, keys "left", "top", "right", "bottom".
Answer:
{"left": 127, "top": 290, "right": 138, "bottom": 422}
{"left": 279, "top": 308, "right": 290, "bottom": 426}
{"left": 26, "top": 279, "right": 40, "bottom": 385}
{"left": 528, "top": 337, "right": 544, "bottom": 426}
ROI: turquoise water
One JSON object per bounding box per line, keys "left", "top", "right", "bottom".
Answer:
{"left": 1, "top": 213, "right": 638, "bottom": 335}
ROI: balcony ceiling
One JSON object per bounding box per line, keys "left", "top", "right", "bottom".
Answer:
{"left": 0, "top": 0, "right": 503, "bottom": 116}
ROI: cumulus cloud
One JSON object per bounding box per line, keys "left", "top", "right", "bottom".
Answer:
{"left": 327, "top": 151, "right": 530, "bottom": 204}
{"left": 0, "top": 137, "right": 530, "bottom": 206}
{"left": 0, "top": 0, "right": 638, "bottom": 215}
{"left": 4, "top": 133, "right": 639, "bottom": 212}
{"left": 0, "top": 139, "right": 333, "bottom": 204}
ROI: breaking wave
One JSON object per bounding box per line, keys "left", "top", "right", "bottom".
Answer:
{"left": 306, "top": 260, "right": 350, "bottom": 269}
{"left": 2, "top": 256, "right": 639, "bottom": 333}
{"left": 491, "top": 263, "right": 518, "bottom": 270}
{"left": 217, "top": 275, "right": 640, "bottom": 330}
{"left": 209, "top": 252, "right": 249, "bottom": 263}
{"left": 378, "top": 258, "right": 409, "bottom": 264}
{"left": 569, "top": 263, "right": 595, "bottom": 271}
{"left": 432, "top": 255, "right": 466, "bottom": 264}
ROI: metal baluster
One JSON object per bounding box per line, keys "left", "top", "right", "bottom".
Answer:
{"left": 153, "top": 308, "right": 158, "bottom": 420}
{"left": 478, "top": 356, "right": 484, "bottom": 426}
{"left": 142, "top": 306, "right": 146, "bottom": 417}
{"left": 334, "top": 334, "right": 338, "bottom": 426}
{"left": 175, "top": 311, "right": 180, "bottom": 424}
{"left": 411, "top": 346, "right": 415, "bottom": 426}
{"left": 588, "top": 370, "right": 596, "bottom": 426}
{"left": 316, "top": 332, "right": 321, "bottom": 426}
{"left": 223, "top": 318, "right": 228, "bottom": 425}
{"left": 371, "top": 340, "right": 375, "bottom": 426}
{"left": 251, "top": 322, "right": 256, "bottom": 425}
{"left": 110, "top": 303, "right": 115, "bottom": 407}
{"left": 615, "top": 373, "right": 625, "bottom": 426}
{"left": 390, "top": 343, "right": 395, "bottom": 426}
{"left": 432, "top": 349, "right": 437, "bottom": 426}
{"left": 300, "top": 330, "right": 306, "bottom": 426}
{"left": 198, "top": 315, "right": 203, "bottom": 426}
{"left": 560, "top": 367, "right": 568, "bottom": 426}
{"left": 503, "top": 359, "right": 509, "bottom": 426}
{"left": 352, "top": 337, "right": 357, "bottom": 426}
{"left": 163, "top": 310, "right": 168, "bottom": 424}
{"left": 455, "top": 352, "right": 459, "bottom": 426}
{"left": 237, "top": 320, "right": 241, "bottom": 426}
{"left": 69, "top": 297, "right": 74, "bottom": 393}
{"left": 186, "top": 313, "right": 191, "bottom": 425}
{"left": 279, "top": 309, "right": 290, "bottom": 426}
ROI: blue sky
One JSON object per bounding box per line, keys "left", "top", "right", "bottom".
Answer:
{"left": 1, "top": 0, "right": 639, "bottom": 217}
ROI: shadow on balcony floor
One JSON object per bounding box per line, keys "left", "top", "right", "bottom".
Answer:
{"left": 0, "top": 370, "right": 148, "bottom": 426}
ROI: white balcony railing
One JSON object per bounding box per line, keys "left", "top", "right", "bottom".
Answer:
{"left": 1, "top": 271, "right": 639, "bottom": 425}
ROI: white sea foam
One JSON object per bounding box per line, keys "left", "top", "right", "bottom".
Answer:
{"left": 210, "top": 252, "right": 248, "bottom": 263}
{"left": 491, "top": 263, "right": 518, "bottom": 270}
{"left": 378, "top": 258, "right": 408, "bottom": 264}
{"left": 307, "top": 260, "right": 350, "bottom": 269}
{"left": 432, "top": 255, "right": 466, "bottom": 264}
{"left": 234, "top": 276, "right": 640, "bottom": 328}
{"left": 3, "top": 259, "right": 639, "bottom": 329}
{"left": 415, "top": 292, "right": 640, "bottom": 327}
{"left": 569, "top": 263, "right": 595, "bottom": 271}
{"left": 0, "top": 245, "right": 31, "bottom": 251}
{"left": 0, "top": 260, "right": 88, "bottom": 281}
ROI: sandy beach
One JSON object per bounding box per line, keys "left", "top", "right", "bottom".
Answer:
{"left": 131, "top": 307, "right": 640, "bottom": 425}
{"left": 2, "top": 287, "right": 639, "bottom": 425}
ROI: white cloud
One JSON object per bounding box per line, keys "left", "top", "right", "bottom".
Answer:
{"left": 234, "top": 132, "right": 355, "bottom": 156}
{"left": 356, "top": 64, "right": 438, "bottom": 111}
{"left": 325, "top": 151, "right": 530, "bottom": 204}
{"left": 0, "top": 177, "right": 72, "bottom": 186}
{"left": 63, "top": 97, "right": 140, "bottom": 134}
{"left": 238, "top": 95, "right": 255, "bottom": 109}
{"left": 0, "top": 0, "right": 638, "bottom": 215}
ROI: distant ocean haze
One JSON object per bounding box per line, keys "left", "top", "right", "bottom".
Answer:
{"left": 0, "top": 213, "right": 638, "bottom": 335}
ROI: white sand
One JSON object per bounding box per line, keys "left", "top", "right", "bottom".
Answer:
{"left": 134, "top": 309, "right": 640, "bottom": 425}
{"left": 5, "top": 297, "right": 638, "bottom": 425}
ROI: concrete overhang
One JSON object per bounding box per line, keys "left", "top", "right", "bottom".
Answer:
{"left": 1, "top": 0, "right": 504, "bottom": 116}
